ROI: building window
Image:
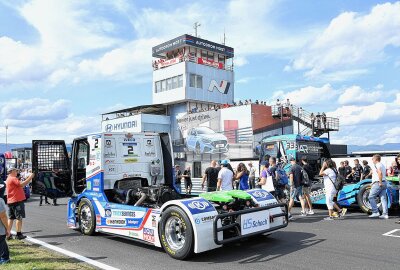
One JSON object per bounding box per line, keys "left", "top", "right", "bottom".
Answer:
{"left": 189, "top": 73, "right": 202, "bottom": 88}
{"left": 161, "top": 80, "right": 166, "bottom": 92}
{"left": 208, "top": 51, "right": 214, "bottom": 61}
{"left": 172, "top": 76, "right": 178, "bottom": 89}
{"left": 155, "top": 81, "right": 161, "bottom": 93}
{"left": 178, "top": 75, "right": 183, "bottom": 87}
{"left": 166, "top": 78, "right": 172, "bottom": 90}
{"left": 218, "top": 54, "right": 225, "bottom": 63}
{"left": 201, "top": 50, "right": 207, "bottom": 59}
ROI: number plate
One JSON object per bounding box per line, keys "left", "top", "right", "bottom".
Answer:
{"left": 241, "top": 210, "right": 270, "bottom": 235}
{"left": 216, "top": 144, "right": 225, "bottom": 148}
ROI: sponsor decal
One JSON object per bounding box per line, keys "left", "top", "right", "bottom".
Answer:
{"left": 105, "top": 139, "right": 112, "bottom": 146}
{"left": 152, "top": 215, "right": 157, "bottom": 227}
{"left": 129, "top": 231, "right": 139, "bottom": 237}
{"left": 200, "top": 215, "right": 215, "bottom": 223}
{"left": 93, "top": 187, "right": 100, "bottom": 192}
{"left": 208, "top": 80, "right": 230, "bottom": 94}
{"left": 248, "top": 190, "right": 275, "bottom": 201}
{"left": 145, "top": 151, "right": 156, "bottom": 157}
{"left": 195, "top": 218, "right": 201, "bottom": 224}
{"left": 93, "top": 179, "right": 100, "bottom": 187}
{"left": 105, "top": 209, "right": 112, "bottom": 217}
{"left": 143, "top": 228, "right": 155, "bottom": 242}
{"left": 105, "top": 160, "right": 114, "bottom": 164}
{"left": 111, "top": 210, "right": 136, "bottom": 217}
{"left": 124, "top": 138, "right": 136, "bottom": 142}
{"left": 197, "top": 57, "right": 224, "bottom": 69}
{"left": 181, "top": 199, "right": 215, "bottom": 214}
{"left": 107, "top": 165, "right": 117, "bottom": 173}
{"left": 124, "top": 158, "right": 138, "bottom": 163}
{"left": 89, "top": 166, "right": 100, "bottom": 175}
{"left": 87, "top": 181, "right": 92, "bottom": 191}
{"left": 70, "top": 202, "right": 76, "bottom": 209}
{"left": 106, "top": 219, "right": 127, "bottom": 226}
{"left": 105, "top": 121, "right": 138, "bottom": 132}
{"left": 96, "top": 215, "right": 101, "bottom": 225}
{"left": 127, "top": 219, "right": 140, "bottom": 226}
{"left": 241, "top": 210, "right": 270, "bottom": 235}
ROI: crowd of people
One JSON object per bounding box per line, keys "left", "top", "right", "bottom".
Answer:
{"left": 179, "top": 154, "right": 400, "bottom": 223}
{"left": 188, "top": 99, "right": 269, "bottom": 114}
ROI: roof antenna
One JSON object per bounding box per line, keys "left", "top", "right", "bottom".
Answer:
{"left": 194, "top": 22, "right": 201, "bottom": 37}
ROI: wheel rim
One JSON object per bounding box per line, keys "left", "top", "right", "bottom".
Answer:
{"left": 165, "top": 216, "right": 186, "bottom": 251}
{"left": 362, "top": 188, "right": 381, "bottom": 210}
{"left": 80, "top": 205, "right": 92, "bottom": 231}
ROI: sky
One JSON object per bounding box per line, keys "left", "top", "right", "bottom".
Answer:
{"left": 0, "top": 0, "right": 399, "bottom": 145}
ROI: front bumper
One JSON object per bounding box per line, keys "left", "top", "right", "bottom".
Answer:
{"left": 213, "top": 203, "right": 288, "bottom": 245}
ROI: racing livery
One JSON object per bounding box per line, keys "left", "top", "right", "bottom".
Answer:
{"left": 32, "top": 132, "right": 288, "bottom": 260}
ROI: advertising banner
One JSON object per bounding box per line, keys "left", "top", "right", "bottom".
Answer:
{"left": 197, "top": 57, "right": 224, "bottom": 69}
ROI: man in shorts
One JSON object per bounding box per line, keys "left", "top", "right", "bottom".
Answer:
{"left": 269, "top": 157, "right": 286, "bottom": 202}
{"left": 288, "top": 158, "right": 306, "bottom": 219}
{"left": 0, "top": 192, "right": 10, "bottom": 264}
{"left": 201, "top": 160, "right": 220, "bottom": 192}
{"left": 6, "top": 168, "right": 34, "bottom": 240}
{"left": 301, "top": 157, "right": 315, "bottom": 215}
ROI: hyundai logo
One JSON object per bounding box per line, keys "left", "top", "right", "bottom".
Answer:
{"left": 105, "top": 124, "right": 113, "bottom": 132}
{"left": 188, "top": 201, "right": 209, "bottom": 210}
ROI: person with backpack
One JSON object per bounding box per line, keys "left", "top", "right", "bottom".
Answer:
{"left": 268, "top": 157, "right": 286, "bottom": 203}
{"left": 319, "top": 159, "right": 347, "bottom": 220}
{"left": 301, "top": 157, "right": 314, "bottom": 215}
{"left": 288, "top": 158, "right": 307, "bottom": 219}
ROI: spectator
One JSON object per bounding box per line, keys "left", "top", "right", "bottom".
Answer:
{"left": 276, "top": 99, "right": 281, "bottom": 107}
{"left": 319, "top": 159, "right": 347, "bottom": 220}
{"left": 351, "top": 159, "right": 363, "bottom": 182}
{"left": 238, "top": 100, "right": 243, "bottom": 106}
{"left": 344, "top": 160, "right": 353, "bottom": 183}
{"left": 396, "top": 154, "right": 400, "bottom": 175}
{"left": 316, "top": 113, "right": 321, "bottom": 129}
{"left": 322, "top": 112, "right": 327, "bottom": 129}
{"left": 255, "top": 100, "right": 259, "bottom": 105}
{"left": 338, "top": 161, "right": 346, "bottom": 179}
{"left": 268, "top": 157, "right": 286, "bottom": 203}
{"left": 174, "top": 165, "right": 182, "bottom": 193}
{"left": 234, "top": 163, "right": 250, "bottom": 190}
{"left": 285, "top": 98, "right": 290, "bottom": 110}
{"left": 0, "top": 195, "right": 10, "bottom": 264}
{"left": 301, "top": 157, "right": 315, "bottom": 215}
{"left": 387, "top": 161, "right": 399, "bottom": 177}
{"left": 217, "top": 160, "right": 233, "bottom": 191}
{"left": 6, "top": 168, "right": 34, "bottom": 240}
{"left": 310, "top": 113, "right": 316, "bottom": 133}
{"left": 248, "top": 162, "right": 256, "bottom": 189}
{"left": 288, "top": 158, "right": 307, "bottom": 219}
{"left": 257, "top": 163, "right": 274, "bottom": 193}
{"left": 368, "top": 155, "right": 388, "bottom": 219}
{"left": 39, "top": 195, "right": 51, "bottom": 206}
{"left": 201, "top": 160, "right": 220, "bottom": 192}
{"left": 361, "top": 160, "right": 372, "bottom": 180}
{"left": 182, "top": 167, "right": 192, "bottom": 195}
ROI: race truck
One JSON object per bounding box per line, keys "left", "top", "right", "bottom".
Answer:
{"left": 32, "top": 132, "right": 288, "bottom": 260}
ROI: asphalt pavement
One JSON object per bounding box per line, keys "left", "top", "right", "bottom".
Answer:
{"left": 19, "top": 195, "right": 400, "bottom": 270}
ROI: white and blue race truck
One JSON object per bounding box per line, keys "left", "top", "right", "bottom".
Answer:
{"left": 32, "top": 132, "right": 288, "bottom": 260}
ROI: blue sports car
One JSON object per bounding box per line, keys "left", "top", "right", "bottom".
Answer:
{"left": 305, "top": 179, "right": 399, "bottom": 213}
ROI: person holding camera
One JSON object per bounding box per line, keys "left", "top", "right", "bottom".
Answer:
{"left": 5, "top": 168, "right": 34, "bottom": 240}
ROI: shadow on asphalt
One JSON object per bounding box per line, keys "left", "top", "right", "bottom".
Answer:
{"left": 34, "top": 232, "right": 82, "bottom": 239}
{"left": 191, "top": 231, "right": 324, "bottom": 264}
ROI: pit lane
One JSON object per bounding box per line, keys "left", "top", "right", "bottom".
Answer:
{"left": 22, "top": 195, "right": 399, "bottom": 270}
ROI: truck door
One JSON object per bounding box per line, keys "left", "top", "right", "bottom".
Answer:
{"left": 71, "top": 138, "right": 89, "bottom": 195}
{"left": 32, "top": 140, "right": 72, "bottom": 198}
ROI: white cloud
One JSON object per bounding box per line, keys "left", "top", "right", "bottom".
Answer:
{"left": 276, "top": 84, "right": 338, "bottom": 106}
{"left": 0, "top": 98, "right": 100, "bottom": 143}
{"left": 338, "top": 85, "right": 383, "bottom": 105}
{"left": 289, "top": 2, "right": 400, "bottom": 77}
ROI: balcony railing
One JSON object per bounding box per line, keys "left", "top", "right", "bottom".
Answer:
{"left": 152, "top": 53, "right": 233, "bottom": 71}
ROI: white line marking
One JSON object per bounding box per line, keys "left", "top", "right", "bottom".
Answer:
{"left": 12, "top": 231, "right": 120, "bottom": 270}
{"left": 382, "top": 229, "right": 400, "bottom": 238}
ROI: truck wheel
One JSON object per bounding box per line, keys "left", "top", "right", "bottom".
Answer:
{"left": 159, "top": 206, "right": 194, "bottom": 260}
{"left": 78, "top": 198, "right": 96, "bottom": 235}
{"left": 357, "top": 185, "right": 385, "bottom": 214}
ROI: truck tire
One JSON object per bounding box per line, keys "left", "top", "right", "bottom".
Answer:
{"left": 159, "top": 206, "right": 194, "bottom": 260}
{"left": 78, "top": 198, "right": 96, "bottom": 235}
{"left": 357, "top": 184, "right": 385, "bottom": 214}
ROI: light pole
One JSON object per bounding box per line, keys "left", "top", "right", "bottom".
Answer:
{"left": 5, "top": 125, "right": 8, "bottom": 152}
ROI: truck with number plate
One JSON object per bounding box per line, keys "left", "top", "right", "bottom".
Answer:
{"left": 32, "top": 132, "right": 288, "bottom": 260}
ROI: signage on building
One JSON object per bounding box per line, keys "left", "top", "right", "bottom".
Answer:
{"left": 197, "top": 57, "right": 224, "bottom": 69}
{"left": 101, "top": 115, "right": 142, "bottom": 133}
{"left": 208, "top": 80, "right": 230, "bottom": 94}
{"left": 152, "top": 34, "right": 234, "bottom": 58}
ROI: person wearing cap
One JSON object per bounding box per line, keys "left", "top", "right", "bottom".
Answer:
{"left": 5, "top": 168, "right": 34, "bottom": 240}
{"left": 217, "top": 160, "right": 233, "bottom": 191}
